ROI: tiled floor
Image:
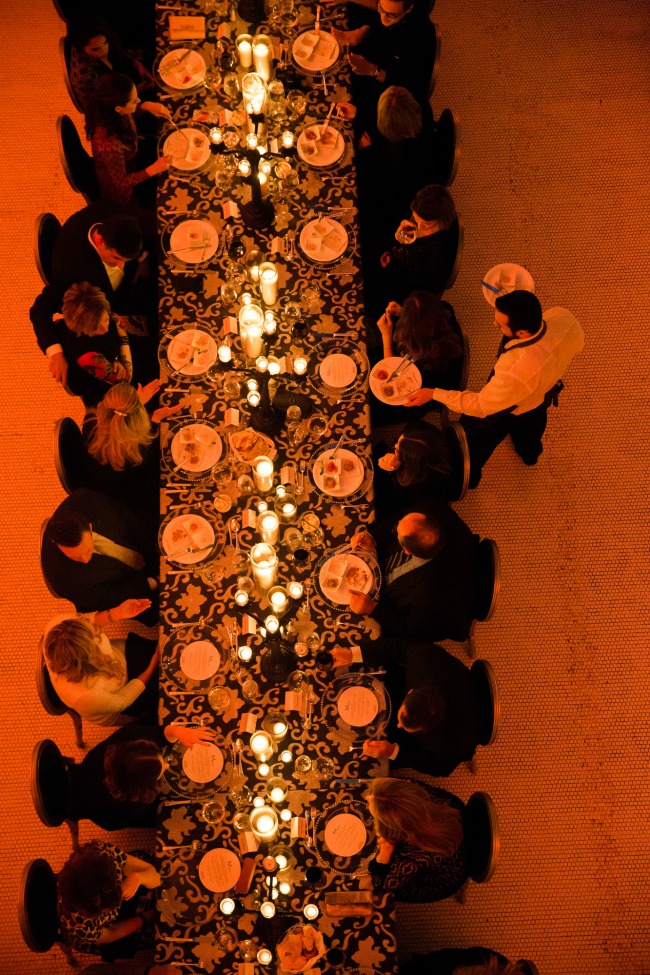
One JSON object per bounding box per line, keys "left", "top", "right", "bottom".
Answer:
{"left": 1, "top": 0, "right": 648, "bottom": 972}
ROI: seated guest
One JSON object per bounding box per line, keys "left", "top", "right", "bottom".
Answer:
{"left": 366, "top": 778, "right": 468, "bottom": 902}
{"left": 67, "top": 13, "right": 155, "bottom": 111}
{"left": 80, "top": 959, "right": 177, "bottom": 975}
{"left": 43, "top": 611, "right": 158, "bottom": 726}
{"left": 400, "top": 949, "right": 530, "bottom": 975}
{"left": 367, "top": 185, "right": 458, "bottom": 311}
{"left": 41, "top": 488, "right": 158, "bottom": 624}
{"left": 348, "top": 498, "right": 480, "bottom": 642}
{"left": 374, "top": 420, "right": 453, "bottom": 517}
{"left": 371, "top": 291, "right": 463, "bottom": 424}
{"left": 30, "top": 203, "right": 153, "bottom": 385}
{"left": 69, "top": 722, "right": 215, "bottom": 829}
{"left": 86, "top": 73, "right": 171, "bottom": 210}
{"left": 329, "top": 636, "right": 482, "bottom": 776}
{"left": 55, "top": 283, "right": 133, "bottom": 406}
{"left": 57, "top": 841, "right": 160, "bottom": 954}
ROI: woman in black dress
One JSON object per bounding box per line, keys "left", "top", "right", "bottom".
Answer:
{"left": 374, "top": 419, "right": 454, "bottom": 517}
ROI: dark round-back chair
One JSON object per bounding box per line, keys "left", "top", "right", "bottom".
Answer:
{"left": 427, "top": 24, "right": 442, "bottom": 97}
{"left": 443, "top": 421, "right": 470, "bottom": 502}
{"left": 432, "top": 108, "right": 460, "bottom": 187}
{"left": 36, "top": 640, "right": 85, "bottom": 749}
{"left": 19, "top": 858, "right": 61, "bottom": 954}
{"left": 34, "top": 212, "right": 62, "bottom": 286}
{"left": 54, "top": 417, "right": 88, "bottom": 495}
{"left": 467, "top": 537, "right": 501, "bottom": 657}
{"left": 56, "top": 114, "right": 99, "bottom": 204}
{"left": 462, "top": 790, "right": 500, "bottom": 885}
{"left": 471, "top": 659, "right": 500, "bottom": 748}
{"left": 59, "top": 35, "right": 85, "bottom": 113}
{"left": 517, "top": 962, "right": 540, "bottom": 975}
{"left": 31, "top": 739, "right": 79, "bottom": 846}
{"left": 440, "top": 215, "right": 464, "bottom": 294}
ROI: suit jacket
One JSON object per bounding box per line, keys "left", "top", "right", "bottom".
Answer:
{"left": 30, "top": 201, "right": 143, "bottom": 354}
{"left": 360, "top": 637, "right": 481, "bottom": 776}
{"left": 40, "top": 488, "right": 157, "bottom": 617}
{"left": 370, "top": 498, "right": 479, "bottom": 642}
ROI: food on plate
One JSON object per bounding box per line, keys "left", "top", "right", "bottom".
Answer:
{"left": 214, "top": 494, "right": 233, "bottom": 513}
{"left": 345, "top": 564, "right": 369, "bottom": 589}
{"left": 231, "top": 428, "right": 272, "bottom": 462}
{"left": 324, "top": 577, "right": 341, "bottom": 590}
{"left": 171, "top": 341, "right": 192, "bottom": 363}
{"left": 277, "top": 925, "right": 325, "bottom": 974}
{"left": 395, "top": 371, "right": 420, "bottom": 397}
{"left": 325, "top": 459, "right": 340, "bottom": 474}
{"left": 186, "top": 520, "right": 202, "bottom": 533}
{"left": 171, "top": 527, "right": 187, "bottom": 543}
{"left": 382, "top": 383, "right": 395, "bottom": 398}
{"left": 302, "top": 142, "right": 318, "bottom": 157}
{"left": 319, "top": 128, "right": 337, "bottom": 148}
{"left": 375, "top": 368, "right": 388, "bottom": 381}
{"left": 304, "top": 129, "right": 319, "bottom": 142}
{"left": 341, "top": 458, "right": 356, "bottom": 473}
{"left": 180, "top": 427, "right": 195, "bottom": 443}
{"left": 324, "top": 475, "right": 338, "bottom": 490}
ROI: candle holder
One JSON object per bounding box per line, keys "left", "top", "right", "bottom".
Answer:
{"left": 262, "top": 711, "right": 289, "bottom": 740}
{"left": 250, "top": 730, "right": 275, "bottom": 763}
{"left": 267, "top": 776, "right": 289, "bottom": 804}
{"left": 253, "top": 34, "right": 272, "bottom": 81}
{"left": 277, "top": 494, "right": 298, "bottom": 524}
{"left": 251, "top": 803, "right": 279, "bottom": 840}
{"left": 253, "top": 455, "right": 275, "bottom": 493}
{"left": 250, "top": 542, "right": 279, "bottom": 589}
{"left": 268, "top": 584, "right": 289, "bottom": 616}
{"left": 236, "top": 33, "right": 254, "bottom": 69}
{"left": 259, "top": 261, "right": 279, "bottom": 305}
{"left": 258, "top": 510, "right": 280, "bottom": 544}
{"left": 269, "top": 844, "right": 296, "bottom": 872}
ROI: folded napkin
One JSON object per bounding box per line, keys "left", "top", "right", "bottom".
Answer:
{"left": 325, "top": 891, "right": 373, "bottom": 917}
{"left": 169, "top": 15, "right": 206, "bottom": 41}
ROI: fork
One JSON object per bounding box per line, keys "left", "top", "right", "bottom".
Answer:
{"left": 285, "top": 231, "right": 296, "bottom": 262}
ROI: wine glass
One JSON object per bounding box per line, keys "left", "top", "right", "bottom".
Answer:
{"left": 216, "top": 925, "right": 239, "bottom": 951}
{"left": 313, "top": 756, "right": 335, "bottom": 782}
{"left": 307, "top": 414, "right": 329, "bottom": 438}
{"left": 284, "top": 526, "right": 303, "bottom": 557}
{"left": 285, "top": 90, "right": 307, "bottom": 121}
{"left": 239, "top": 940, "right": 258, "bottom": 961}
{"left": 295, "top": 754, "right": 312, "bottom": 774}
{"left": 201, "top": 799, "right": 226, "bottom": 824}
{"left": 395, "top": 221, "right": 417, "bottom": 244}
{"left": 299, "top": 282, "right": 321, "bottom": 314}
{"left": 230, "top": 784, "right": 253, "bottom": 808}
{"left": 223, "top": 72, "right": 241, "bottom": 102}
{"left": 242, "top": 677, "right": 260, "bottom": 701}
{"left": 220, "top": 281, "right": 239, "bottom": 306}
{"left": 208, "top": 686, "right": 232, "bottom": 712}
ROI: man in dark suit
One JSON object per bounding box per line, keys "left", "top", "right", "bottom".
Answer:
{"left": 30, "top": 202, "right": 155, "bottom": 385}
{"left": 349, "top": 499, "right": 479, "bottom": 642}
{"left": 41, "top": 488, "right": 158, "bottom": 624}
{"left": 328, "top": 636, "right": 482, "bottom": 776}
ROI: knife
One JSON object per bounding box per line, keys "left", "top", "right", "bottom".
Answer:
{"left": 331, "top": 432, "right": 345, "bottom": 459}
{"left": 481, "top": 279, "right": 501, "bottom": 294}
{"left": 386, "top": 354, "right": 412, "bottom": 383}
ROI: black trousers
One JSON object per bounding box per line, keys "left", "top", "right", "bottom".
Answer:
{"left": 461, "top": 383, "right": 563, "bottom": 488}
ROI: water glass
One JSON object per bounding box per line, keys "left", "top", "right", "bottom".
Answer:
{"left": 285, "top": 90, "right": 307, "bottom": 120}
{"left": 395, "top": 222, "right": 417, "bottom": 245}
{"left": 242, "top": 678, "right": 260, "bottom": 701}
{"left": 238, "top": 474, "right": 255, "bottom": 495}
{"left": 234, "top": 811, "right": 252, "bottom": 832}
{"left": 208, "top": 686, "right": 232, "bottom": 712}
{"left": 223, "top": 72, "right": 241, "bottom": 102}
{"left": 313, "top": 756, "right": 335, "bottom": 782}
{"left": 295, "top": 755, "right": 312, "bottom": 774}
{"left": 201, "top": 799, "right": 226, "bottom": 824}
{"left": 221, "top": 281, "right": 239, "bottom": 306}
{"left": 230, "top": 784, "right": 253, "bottom": 809}
{"left": 216, "top": 926, "right": 239, "bottom": 951}
{"left": 307, "top": 414, "right": 329, "bottom": 438}
{"left": 239, "top": 940, "right": 258, "bottom": 961}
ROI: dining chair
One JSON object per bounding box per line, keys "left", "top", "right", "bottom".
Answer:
{"left": 53, "top": 416, "right": 87, "bottom": 495}
{"left": 440, "top": 215, "right": 464, "bottom": 294}
{"left": 443, "top": 421, "right": 470, "bottom": 502}
{"left": 426, "top": 24, "right": 442, "bottom": 97}
{"left": 19, "top": 858, "right": 73, "bottom": 961}
{"left": 59, "top": 36, "right": 85, "bottom": 113}
{"left": 56, "top": 114, "right": 99, "bottom": 204}
{"left": 33, "top": 212, "right": 62, "bottom": 286}
{"left": 31, "top": 739, "right": 79, "bottom": 848}
{"left": 462, "top": 790, "right": 500, "bottom": 885}
{"left": 517, "top": 962, "right": 540, "bottom": 975}
{"left": 467, "top": 537, "right": 501, "bottom": 658}
{"left": 465, "top": 659, "right": 500, "bottom": 774}
{"left": 36, "top": 639, "right": 86, "bottom": 749}
{"left": 432, "top": 108, "right": 461, "bottom": 187}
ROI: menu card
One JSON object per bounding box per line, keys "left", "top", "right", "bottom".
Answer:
{"left": 337, "top": 686, "right": 379, "bottom": 727}
{"left": 324, "top": 813, "right": 366, "bottom": 856}
{"left": 180, "top": 641, "right": 220, "bottom": 681}
{"left": 198, "top": 848, "right": 241, "bottom": 892}
{"left": 181, "top": 743, "right": 223, "bottom": 782}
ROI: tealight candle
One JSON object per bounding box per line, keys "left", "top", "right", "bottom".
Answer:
{"left": 246, "top": 133, "right": 258, "bottom": 150}
{"left": 260, "top": 159, "right": 272, "bottom": 176}
{"left": 253, "top": 456, "right": 274, "bottom": 493}
{"left": 257, "top": 500, "right": 269, "bottom": 512}
{"left": 303, "top": 904, "right": 320, "bottom": 921}
{"left": 250, "top": 731, "right": 274, "bottom": 762}
{"left": 239, "top": 302, "right": 264, "bottom": 341}
{"left": 247, "top": 389, "right": 261, "bottom": 408}
{"left": 237, "top": 33, "right": 253, "bottom": 68}
{"left": 288, "top": 581, "right": 303, "bottom": 599}
{"left": 239, "top": 158, "right": 252, "bottom": 177}
{"left": 250, "top": 542, "right": 278, "bottom": 589}
{"left": 235, "top": 589, "right": 249, "bottom": 606}
{"left": 263, "top": 311, "right": 277, "bottom": 335}
{"left": 247, "top": 378, "right": 259, "bottom": 391}
{"left": 258, "top": 511, "right": 280, "bottom": 544}
{"left": 241, "top": 292, "right": 254, "bottom": 306}
{"left": 280, "top": 808, "right": 292, "bottom": 822}
{"left": 220, "top": 897, "right": 236, "bottom": 916}
{"left": 279, "top": 881, "right": 293, "bottom": 896}
{"left": 259, "top": 172, "right": 269, "bottom": 198}
{"left": 260, "top": 901, "right": 276, "bottom": 919}
{"left": 256, "top": 356, "right": 269, "bottom": 373}
{"left": 264, "top": 615, "right": 280, "bottom": 634}
{"left": 269, "top": 586, "right": 289, "bottom": 615}
{"left": 281, "top": 130, "right": 295, "bottom": 149}
{"left": 238, "top": 645, "right": 253, "bottom": 663}
{"left": 252, "top": 34, "right": 272, "bottom": 81}
{"left": 293, "top": 355, "right": 308, "bottom": 376}
{"left": 276, "top": 485, "right": 287, "bottom": 499}
{"left": 268, "top": 779, "right": 287, "bottom": 803}
{"left": 258, "top": 949, "right": 273, "bottom": 965}
{"left": 241, "top": 72, "right": 267, "bottom": 114}
{"left": 294, "top": 642, "right": 308, "bottom": 658}
{"left": 258, "top": 762, "right": 270, "bottom": 777}
{"left": 259, "top": 262, "right": 279, "bottom": 305}
{"left": 275, "top": 854, "right": 288, "bottom": 870}
{"left": 209, "top": 126, "right": 223, "bottom": 145}
{"left": 280, "top": 749, "right": 293, "bottom": 763}
{"left": 278, "top": 495, "right": 298, "bottom": 524}
{"left": 267, "top": 356, "right": 281, "bottom": 375}
{"left": 218, "top": 341, "right": 232, "bottom": 363}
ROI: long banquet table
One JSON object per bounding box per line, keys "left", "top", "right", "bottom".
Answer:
{"left": 153, "top": 2, "right": 396, "bottom": 971}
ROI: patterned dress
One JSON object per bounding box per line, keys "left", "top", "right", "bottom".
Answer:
{"left": 91, "top": 118, "right": 150, "bottom": 207}
{"left": 58, "top": 841, "right": 127, "bottom": 953}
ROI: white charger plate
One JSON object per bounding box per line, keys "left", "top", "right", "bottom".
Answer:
{"left": 369, "top": 357, "right": 422, "bottom": 406}
{"left": 312, "top": 447, "right": 364, "bottom": 498}
{"left": 292, "top": 29, "right": 339, "bottom": 71}
{"left": 171, "top": 423, "right": 222, "bottom": 471}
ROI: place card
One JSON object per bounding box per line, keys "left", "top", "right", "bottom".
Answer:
{"left": 168, "top": 15, "right": 206, "bottom": 40}
{"left": 198, "top": 848, "right": 241, "bottom": 892}
{"left": 239, "top": 964, "right": 255, "bottom": 975}
{"left": 238, "top": 831, "right": 259, "bottom": 854}
{"left": 284, "top": 691, "right": 305, "bottom": 711}
{"left": 192, "top": 109, "right": 220, "bottom": 124}
{"left": 223, "top": 315, "right": 239, "bottom": 335}
{"left": 239, "top": 712, "right": 257, "bottom": 734}
{"left": 217, "top": 22, "right": 232, "bottom": 39}
{"left": 269, "top": 139, "right": 280, "bottom": 155}
{"left": 218, "top": 108, "right": 234, "bottom": 126}
{"left": 241, "top": 614, "right": 257, "bottom": 635}
{"left": 269, "top": 235, "right": 283, "bottom": 254}
{"left": 242, "top": 508, "right": 257, "bottom": 529}
{"left": 224, "top": 407, "right": 240, "bottom": 426}
{"left": 290, "top": 816, "right": 307, "bottom": 839}
{"left": 222, "top": 201, "right": 240, "bottom": 220}
{"left": 280, "top": 465, "right": 296, "bottom": 485}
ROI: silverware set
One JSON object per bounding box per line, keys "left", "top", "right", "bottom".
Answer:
{"left": 284, "top": 231, "right": 296, "bottom": 261}
{"left": 386, "top": 354, "right": 414, "bottom": 383}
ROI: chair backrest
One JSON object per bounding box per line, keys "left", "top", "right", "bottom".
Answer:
{"left": 53, "top": 416, "right": 87, "bottom": 495}
{"left": 462, "top": 791, "right": 500, "bottom": 884}
{"left": 427, "top": 24, "right": 442, "bottom": 97}
{"left": 19, "top": 858, "right": 60, "bottom": 953}
{"left": 473, "top": 537, "right": 501, "bottom": 623}
{"left": 31, "top": 739, "right": 72, "bottom": 829}
{"left": 33, "top": 212, "right": 62, "bottom": 286}
{"left": 56, "top": 114, "right": 99, "bottom": 204}
{"left": 39, "top": 518, "right": 65, "bottom": 600}
{"left": 516, "top": 962, "right": 540, "bottom": 975}
{"left": 470, "top": 659, "right": 500, "bottom": 747}
{"left": 59, "top": 35, "right": 85, "bottom": 113}
{"left": 443, "top": 421, "right": 470, "bottom": 502}
{"left": 441, "top": 215, "right": 464, "bottom": 293}
{"left": 433, "top": 108, "right": 460, "bottom": 187}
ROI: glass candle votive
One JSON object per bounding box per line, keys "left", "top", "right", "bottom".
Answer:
{"left": 264, "top": 615, "right": 280, "bottom": 634}
{"left": 252, "top": 34, "right": 272, "bottom": 81}
{"left": 292, "top": 355, "right": 308, "bottom": 376}
{"left": 280, "top": 808, "right": 292, "bottom": 822}
{"left": 250, "top": 730, "right": 274, "bottom": 762}
{"left": 220, "top": 897, "right": 236, "bottom": 916}
{"left": 260, "top": 901, "right": 276, "bottom": 918}
{"left": 280, "top": 749, "right": 293, "bottom": 763}
{"left": 253, "top": 456, "right": 274, "bottom": 493}
{"left": 267, "top": 777, "right": 288, "bottom": 803}
{"left": 236, "top": 33, "right": 253, "bottom": 68}
{"left": 251, "top": 804, "right": 279, "bottom": 839}
{"left": 268, "top": 585, "right": 289, "bottom": 616}
{"left": 263, "top": 311, "right": 277, "bottom": 335}
{"left": 278, "top": 494, "right": 298, "bottom": 524}
{"left": 262, "top": 711, "right": 289, "bottom": 740}
{"left": 259, "top": 262, "right": 279, "bottom": 305}
{"left": 258, "top": 511, "right": 280, "bottom": 544}
{"left": 258, "top": 949, "right": 273, "bottom": 965}
{"left": 258, "top": 762, "right": 270, "bottom": 776}
{"left": 234, "top": 589, "right": 249, "bottom": 606}
{"left": 303, "top": 903, "right": 320, "bottom": 921}
{"left": 281, "top": 130, "right": 295, "bottom": 149}
{"left": 288, "top": 581, "right": 303, "bottom": 599}
{"left": 238, "top": 645, "right": 253, "bottom": 664}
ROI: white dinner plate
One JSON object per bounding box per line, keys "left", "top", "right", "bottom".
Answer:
{"left": 319, "top": 553, "right": 373, "bottom": 605}
{"left": 158, "top": 47, "right": 208, "bottom": 89}
{"left": 168, "top": 220, "right": 219, "bottom": 264}
{"left": 171, "top": 423, "right": 222, "bottom": 471}
{"left": 312, "top": 447, "right": 364, "bottom": 498}
{"left": 292, "top": 29, "right": 339, "bottom": 71}
{"left": 481, "top": 262, "right": 535, "bottom": 306}
{"left": 163, "top": 126, "right": 211, "bottom": 172}
{"left": 299, "top": 217, "right": 348, "bottom": 263}
{"left": 167, "top": 328, "right": 218, "bottom": 376}
{"left": 162, "top": 514, "right": 215, "bottom": 565}
{"left": 297, "top": 125, "right": 344, "bottom": 167}
{"left": 369, "top": 357, "right": 422, "bottom": 406}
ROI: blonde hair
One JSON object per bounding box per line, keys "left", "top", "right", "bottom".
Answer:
{"left": 61, "top": 282, "right": 111, "bottom": 336}
{"left": 44, "top": 617, "right": 124, "bottom": 684}
{"left": 86, "top": 382, "right": 154, "bottom": 470}
{"left": 366, "top": 777, "right": 463, "bottom": 855}
{"left": 377, "top": 86, "right": 423, "bottom": 142}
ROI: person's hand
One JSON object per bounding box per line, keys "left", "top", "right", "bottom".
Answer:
{"left": 348, "top": 54, "right": 377, "bottom": 76}
{"left": 331, "top": 26, "right": 368, "bottom": 45}
{"left": 349, "top": 589, "right": 378, "bottom": 615}
{"left": 138, "top": 378, "right": 163, "bottom": 405}
{"left": 379, "top": 251, "right": 392, "bottom": 268}
{"left": 330, "top": 646, "right": 353, "bottom": 667}
{"left": 112, "top": 361, "right": 131, "bottom": 381}
{"left": 121, "top": 873, "right": 142, "bottom": 900}
{"left": 363, "top": 739, "right": 395, "bottom": 759}
{"left": 404, "top": 388, "right": 434, "bottom": 407}
{"left": 376, "top": 311, "right": 394, "bottom": 339}
{"left": 169, "top": 724, "right": 216, "bottom": 747}
{"left": 385, "top": 300, "right": 402, "bottom": 317}
{"left": 147, "top": 154, "right": 172, "bottom": 176}
{"left": 350, "top": 531, "right": 376, "bottom": 552}
{"left": 151, "top": 402, "right": 183, "bottom": 424}
{"left": 112, "top": 598, "right": 152, "bottom": 620}
{"left": 375, "top": 835, "right": 395, "bottom": 864}
{"left": 48, "top": 352, "right": 68, "bottom": 385}
{"left": 141, "top": 100, "right": 173, "bottom": 120}
{"left": 358, "top": 131, "right": 372, "bottom": 150}
{"left": 378, "top": 451, "right": 400, "bottom": 472}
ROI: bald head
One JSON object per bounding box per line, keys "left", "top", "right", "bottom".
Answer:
{"left": 397, "top": 512, "right": 443, "bottom": 559}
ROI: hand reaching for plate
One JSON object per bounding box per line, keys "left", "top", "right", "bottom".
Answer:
{"left": 330, "top": 646, "right": 353, "bottom": 667}
{"left": 348, "top": 589, "right": 378, "bottom": 615}
{"left": 404, "top": 387, "right": 434, "bottom": 407}
{"left": 167, "top": 723, "right": 216, "bottom": 748}
{"left": 350, "top": 531, "right": 376, "bottom": 553}
{"left": 363, "top": 739, "right": 395, "bottom": 759}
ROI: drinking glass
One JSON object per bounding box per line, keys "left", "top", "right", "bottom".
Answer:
{"left": 313, "top": 756, "right": 335, "bottom": 782}
{"left": 216, "top": 926, "right": 239, "bottom": 951}
{"left": 288, "top": 669, "right": 308, "bottom": 690}
{"left": 233, "top": 811, "right": 252, "bottom": 832}
{"left": 295, "top": 755, "right": 312, "bottom": 774}
{"left": 299, "top": 282, "right": 321, "bottom": 314}
{"left": 230, "top": 784, "right": 253, "bottom": 809}
{"left": 222, "top": 124, "right": 241, "bottom": 150}
{"left": 221, "top": 281, "right": 239, "bottom": 306}
{"left": 395, "top": 222, "right": 417, "bottom": 245}
{"left": 214, "top": 463, "right": 234, "bottom": 489}
{"left": 307, "top": 414, "right": 329, "bottom": 438}
{"left": 242, "top": 678, "right": 260, "bottom": 701}
{"left": 285, "top": 90, "right": 307, "bottom": 121}
{"left": 238, "top": 474, "right": 255, "bottom": 495}
{"left": 223, "top": 72, "right": 241, "bottom": 102}
{"left": 280, "top": 0, "right": 299, "bottom": 34}
{"left": 274, "top": 193, "right": 289, "bottom": 218}
{"left": 292, "top": 540, "right": 312, "bottom": 567}
{"left": 284, "top": 300, "right": 302, "bottom": 328}
{"left": 226, "top": 261, "right": 248, "bottom": 287}
{"left": 239, "top": 940, "right": 258, "bottom": 961}
{"left": 208, "top": 686, "right": 232, "bottom": 712}
{"left": 201, "top": 799, "right": 226, "bottom": 824}
{"left": 223, "top": 375, "right": 242, "bottom": 400}
{"left": 284, "top": 526, "right": 303, "bottom": 555}
{"left": 284, "top": 169, "right": 300, "bottom": 191}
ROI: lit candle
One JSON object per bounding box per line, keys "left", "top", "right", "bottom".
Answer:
{"left": 258, "top": 949, "right": 273, "bottom": 965}
{"left": 218, "top": 341, "right": 232, "bottom": 363}
{"left": 276, "top": 485, "right": 287, "bottom": 499}
{"left": 251, "top": 542, "right": 278, "bottom": 589}
{"left": 239, "top": 302, "right": 264, "bottom": 344}
{"left": 239, "top": 158, "right": 252, "bottom": 177}
{"left": 251, "top": 803, "right": 279, "bottom": 839}
{"left": 253, "top": 795, "right": 265, "bottom": 808}
{"left": 250, "top": 731, "right": 274, "bottom": 762}
{"left": 246, "top": 132, "right": 258, "bottom": 150}
{"left": 280, "top": 808, "right": 292, "bottom": 822}
{"left": 258, "top": 511, "right": 280, "bottom": 544}
{"left": 273, "top": 720, "right": 287, "bottom": 736}
{"left": 267, "top": 356, "right": 281, "bottom": 375}
{"left": 237, "top": 33, "right": 253, "bottom": 68}
{"left": 264, "top": 312, "right": 276, "bottom": 335}
{"left": 209, "top": 126, "right": 223, "bottom": 144}
{"left": 258, "top": 762, "right": 270, "bottom": 776}
{"left": 238, "top": 645, "right": 253, "bottom": 663}
{"left": 241, "top": 72, "right": 267, "bottom": 114}
{"left": 270, "top": 786, "right": 285, "bottom": 803}
{"left": 278, "top": 496, "right": 298, "bottom": 524}
{"left": 295, "top": 642, "right": 308, "bottom": 658}
{"left": 281, "top": 130, "right": 295, "bottom": 149}
{"left": 258, "top": 172, "right": 269, "bottom": 198}
{"left": 260, "top": 901, "right": 276, "bottom": 918}
{"left": 253, "top": 456, "right": 274, "bottom": 493}
{"left": 269, "top": 586, "right": 289, "bottom": 615}
{"left": 303, "top": 903, "right": 320, "bottom": 921}
{"left": 278, "top": 881, "right": 292, "bottom": 896}
{"left": 235, "top": 589, "right": 249, "bottom": 606}
{"left": 247, "top": 389, "right": 261, "bottom": 408}
{"left": 243, "top": 323, "right": 263, "bottom": 358}
{"left": 293, "top": 355, "right": 308, "bottom": 376}
{"left": 280, "top": 750, "right": 292, "bottom": 763}
{"left": 260, "top": 159, "right": 272, "bottom": 176}
{"left": 220, "top": 897, "right": 236, "bottom": 915}
{"left": 253, "top": 35, "right": 272, "bottom": 81}
{"left": 275, "top": 854, "right": 288, "bottom": 869}
{"left": 268, "top": 777, "right": 287, "bottom": 803}
{"left": 288, "top": 581, "right": 303, "bottom": 600}
{"left": 247, "top": 378, "right": 259, "bottom": 391}
{"left": 265, "top": 615, "right": 279, "bottom": 634}
{"left": 257, "top": 499, "right": 269, "bottom": 512}
{"left": 259, "top": 263, "right": 279, "bottom": 305}
{"left": 241, "top": 292, "right": 254, "bottom": 306}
